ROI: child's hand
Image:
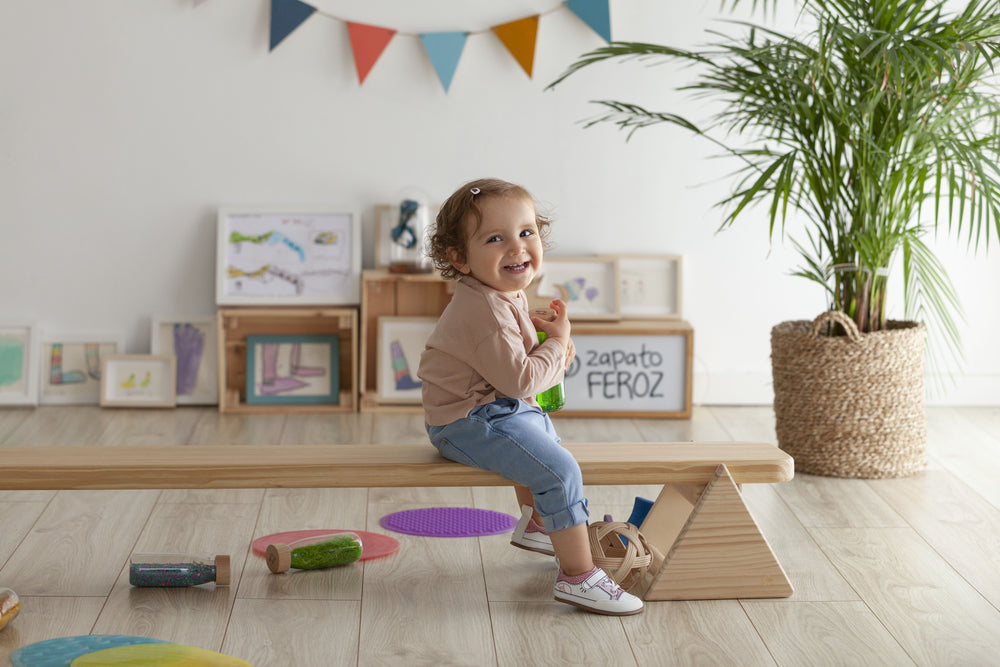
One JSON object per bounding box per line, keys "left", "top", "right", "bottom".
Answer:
{"left": 532, "top": 299, "right": 574, "bottom": 367}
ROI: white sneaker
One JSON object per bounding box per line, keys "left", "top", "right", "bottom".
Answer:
{"left": 553, "top": 567, "right": 644, "bottom": 616}
{"left": 510, "top": 504, "right": 555, "bottom": 556}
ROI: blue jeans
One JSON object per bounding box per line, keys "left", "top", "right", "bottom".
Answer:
{"left": 426, "top": 398, "right": 589, "bottom": 533}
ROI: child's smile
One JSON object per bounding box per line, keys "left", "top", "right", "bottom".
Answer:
{"left": 450, "top": 195, "right": 543, "bottom": 294}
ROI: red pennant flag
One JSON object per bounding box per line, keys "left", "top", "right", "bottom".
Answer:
{"left": 491, "top": 15, "right": 539, "bottom": 78}
{"left": 346, "top": 22, "right": 397, "bottom": 85}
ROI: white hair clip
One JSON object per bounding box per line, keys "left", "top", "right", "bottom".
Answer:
{"left": 470, "top": 187, "right": 481, "bottom": 195}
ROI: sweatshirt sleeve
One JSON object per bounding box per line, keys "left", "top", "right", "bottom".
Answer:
{"left": 468, "top": 308, "right": 566, "bottom": 399}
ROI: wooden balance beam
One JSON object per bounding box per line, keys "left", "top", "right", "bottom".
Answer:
{"left": 0, "top": 441, "right": 794, "bottom": 601}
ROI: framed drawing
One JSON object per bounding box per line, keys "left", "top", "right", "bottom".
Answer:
{"left": 216, "top": 205, "right": 362, "bottom": 306}
{"left": 245, "top": 335, "right": 340, "bottom": 405}
{"left": 100, "top": 355, "right": 177, "bottom": 408}
{"left": 617, "top": 254, "right": 683, "bottom": 319}
{"left": 150, "top": 316, "right": 219, "bottom": 405}
{"left": 529, "top": 256, "right": 620, "bottom": 320}
{"left": 39, "top": 332, "right": 126, "bottom": 405}
{"left": 0, "top": 322, "right": 40, "bottom": 406}
{"left": 376, "top": 317, "right": 436, "bottom": 404}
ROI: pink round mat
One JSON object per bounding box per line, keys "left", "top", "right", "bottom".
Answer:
{"left": 252, "top": 530, "right": 399, "bottom": 561}
{"left": 379, "top": 507, "right": 517, "bottom": 537}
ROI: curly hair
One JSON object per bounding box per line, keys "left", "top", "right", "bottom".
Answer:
{"left": 427, "top": 178, "right": 552, "bottom": 280}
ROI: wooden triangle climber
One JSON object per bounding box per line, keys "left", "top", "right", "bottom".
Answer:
{"left": 643, "top": 464, "right": 793, "bottom": 600}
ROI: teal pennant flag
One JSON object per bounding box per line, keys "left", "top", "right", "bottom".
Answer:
{"left": 270, "top": 0, "right": 316, "bottom": 51}
{"left": 566, "top": 0, "right": 611, "bottom": 42}
{"left": 419, "top": 32, "right": 469, "bottom": 93}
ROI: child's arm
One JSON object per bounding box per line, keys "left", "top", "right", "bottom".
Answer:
{"left": 531, "top": 299, "right": 575, "bottom": 370}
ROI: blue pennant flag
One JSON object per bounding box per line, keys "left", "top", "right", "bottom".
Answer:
{"left": 566, "top": 0, "right": 611, "bottom": 43}
{"left": 419, "top": 32, "right": 469, "bottom": 93}
{"left": 270, "top": 0, "right": 316, "bottom": 51}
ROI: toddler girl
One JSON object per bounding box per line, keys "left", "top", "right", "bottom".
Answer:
{"left": 418, "top": 178, "right": 643, "bottom": 616}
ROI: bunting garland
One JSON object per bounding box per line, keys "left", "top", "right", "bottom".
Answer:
{"left": 346, "top": 22, "right": 398, "bottom": 85}
{"left": 269, "top": 0, "right": 316, "bottom": 52}
{"left": 491, "top": 16, "right": 540, "bottom": 78}
{"left": 255, "top": 0, "right": 613, "bottom": 91}
{"left": 419, "top": 32, "right": 469, "bottom": 92}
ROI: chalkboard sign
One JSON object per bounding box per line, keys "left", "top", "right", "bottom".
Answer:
{"left": 555, "top": 321, "right": 692, "bottom": 418}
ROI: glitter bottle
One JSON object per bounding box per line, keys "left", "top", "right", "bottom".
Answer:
{"left": 129, "top": 553, "right": 230, "bottom": 587}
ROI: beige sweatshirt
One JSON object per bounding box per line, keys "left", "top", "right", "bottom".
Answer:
{"left": 418, "top": 275, "right": 567, "bottom": 426}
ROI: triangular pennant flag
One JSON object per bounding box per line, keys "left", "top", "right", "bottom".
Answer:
{"left": 269, "top": 0, "right": 316, "bottom": 52}
{"left": 491, "top": 15, "right": 539, "bottom": 78}
{"left": 346, "top": 22, "right": 397, "bottom": 85}
{"left": 566, "top": 0, "right": 612, "bottom": 42}
{"left": 419, "top": 32, "right": 468, "bottom": 92}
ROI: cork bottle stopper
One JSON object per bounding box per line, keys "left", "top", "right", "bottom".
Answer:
{"left": 266, "top": 543, "right": 292, "bottom": 573}
{"left": 214, "top": 555, "right": 231, "bottom": 586}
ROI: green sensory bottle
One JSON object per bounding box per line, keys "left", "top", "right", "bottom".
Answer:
{"left": 532, "top": 309, "right": 566, "bottom": 413}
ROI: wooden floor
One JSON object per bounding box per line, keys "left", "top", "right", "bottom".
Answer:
{"left": 1, "top": 406, "right": 998, "bottom": 666}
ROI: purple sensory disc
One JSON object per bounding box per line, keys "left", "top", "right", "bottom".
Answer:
{"left": 379, "top": 507, "right": 518, "bottom": 537}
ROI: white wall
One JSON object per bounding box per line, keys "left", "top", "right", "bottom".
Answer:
{"left": 2, "top": 0, "right": 997, "bottom": 406}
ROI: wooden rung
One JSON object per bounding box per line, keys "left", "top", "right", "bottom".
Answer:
{"left": 642, "top": 464, "right": 793, "bottom": 600}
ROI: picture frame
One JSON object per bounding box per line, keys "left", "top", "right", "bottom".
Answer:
{"left": 100, "top": 354, "right": 177, "bottom": 408}
{"left": 376, "top": 316, "right": 436, "bottom": 404}
{"left": 216, "top": 205, "right": 362, "bottom": 306}
{"left": 245, "top": 335, "right": 340, "bottom": 405}
{"left": 528, "top": 256, "right": 621, "bottom": 320}
{"left": 0, "top": 321, "right": 40, "bottom": 406}
{"left": 39, "top": 332, "right": 126, "bottom": 405}
{"left": 150, "top": 316, "right": 219, "bottom": 405}
{"left": 374, "top": 202, "right": 439, "bottom": 271}
{"left": 617, "top": 254, "right": 683, "bottom": 319}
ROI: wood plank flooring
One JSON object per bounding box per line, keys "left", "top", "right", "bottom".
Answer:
{"left": 1, "top": 405, "right": 999, "bottom": 666}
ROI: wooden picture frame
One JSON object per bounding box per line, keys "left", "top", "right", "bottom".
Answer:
{"left": 0, "top": 321, "right": 40, "bottom": 406}
{"left": 617, "top": 254, "right": 683, "bottom": 319}
{"left": 245, "top": 335, "right": 340, "bottom": 405}
{"left": 150, "top": 316, "right": 218, "bottom": 405}
{"left": 529, "top": 256, "right": 620, "bottom": 320}
{"left": 39, "top": 332, "right": 126, "bottom": 405}
{"left": 100, "top": 354, "right": 177, "bottom": 408}
{"left": 216, "top": 205, "right": 362, "bottom": 306}
{"left": 376, "top": 316, "right": 436, "bottom": 404}
{"left": 557, "top": 320, "right": 693, "bottom": 418}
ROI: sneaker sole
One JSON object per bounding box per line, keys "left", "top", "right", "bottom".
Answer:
{"left": 553, "top": 593, "right": 644, "bottom": 616}
{"left": 509, "top": 539, "right": 555, "bottom": 557}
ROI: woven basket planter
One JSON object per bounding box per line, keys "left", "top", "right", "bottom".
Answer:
{"left": 771, "top": 311, "right": 927, "bottom": 478}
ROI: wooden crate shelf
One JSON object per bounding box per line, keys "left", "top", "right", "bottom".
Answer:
{"left": 360, "top": 270, "right": 453, "bottom": 413}
{"left": 217, "top": 307, "right": 358, "bottom": 414}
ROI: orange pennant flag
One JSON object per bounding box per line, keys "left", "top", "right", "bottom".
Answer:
{"left": 346, "top": 22, "right": 397, "bottom": 85}
{"left": 491, "top": 15, "right": 539, "bottom": 78}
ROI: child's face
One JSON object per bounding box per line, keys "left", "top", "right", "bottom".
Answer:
{"left": 449, "top": 194, "right": 543, "bottom": 294}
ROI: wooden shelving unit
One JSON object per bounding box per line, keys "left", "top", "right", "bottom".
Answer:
{"left": 216, "top": 307, "right": 358, "bottom": 414}
{"left": 359, "top": 270, "right": 454, "bottom": 413}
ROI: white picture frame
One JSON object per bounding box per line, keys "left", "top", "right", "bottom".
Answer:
{"left": 528, "top": 256, "right": 621, "bottom": 320}
{"left": 39, "top": 332, "right": 127, "bottom": 405}
{"left": 150, "top": 316, "right": 219, "bottom": 405}
{"left": 376, "top": 316, "right": 437, "bottom": 404}
{"left": 100, "top": 354, "right": 177, "bottom": 408}
{"left": 617, "top": 254, "right": 683, "bottom": 319}
{"left": 0, "top": 321, "right": 40, "bottom": 406}
{"left": 216, "top": 205, "right": 362, "bottom": 306}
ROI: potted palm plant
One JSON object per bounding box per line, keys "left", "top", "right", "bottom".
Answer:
{"left": 550, "top": 0, "right": 1000, "bottom": 477}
